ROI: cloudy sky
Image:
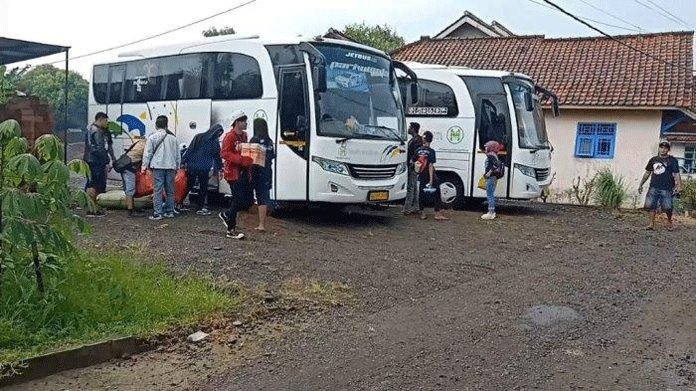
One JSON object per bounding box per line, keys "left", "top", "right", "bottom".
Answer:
{"left": 1, "top": 0, "right": 694, "bottom": 78}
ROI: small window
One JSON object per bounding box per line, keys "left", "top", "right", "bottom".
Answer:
{"left": 684, "top": 145, "right": 696, "bottom": 173}
{"left": 575, "top": 123, "right": 616, "bottom": 158}
{"left": 403, "top": 79, "right": 458, "bottom": 117}
{"left": 124, "top": 59, "right": 163, "bottom": 103}
{"left": 92, "top": 65, "right": 108, "bottom": 104}
{"left": 213, "top": 53, "right": 262, "bottom": 100}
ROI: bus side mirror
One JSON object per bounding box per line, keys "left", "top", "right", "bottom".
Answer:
{"left": 552, "top": 100, "right": 560, "bottom": 117}
{"left": 410, "top": 83, "right": 418, "bottom": 104}
{"left": 524, "top": 92, "right": 534, "bottom": 111}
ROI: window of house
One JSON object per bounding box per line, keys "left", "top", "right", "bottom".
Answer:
{"left": 575, "top": 123, "right": 617, "bottom": 158}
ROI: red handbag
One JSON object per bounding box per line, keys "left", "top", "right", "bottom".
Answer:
{"left": 175, "top": 169, "right": 188, "bottom": 204}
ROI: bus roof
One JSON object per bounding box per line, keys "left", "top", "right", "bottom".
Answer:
{"left": 403, "top": 61, "right": 535, "bottom": 84}
{"left": 93, "top": 35, "right": 389, "bottom": 66}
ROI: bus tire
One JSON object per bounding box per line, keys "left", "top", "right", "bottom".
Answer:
{"left": 438, "top": 173, "right": 464, "bottom": 210}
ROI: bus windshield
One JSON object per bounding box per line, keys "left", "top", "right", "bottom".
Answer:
{"left": 314, "top": 44, "right": 405, "bottom": 141}
{"left": 509, "top": 80, "right": 549, "bottom": 150}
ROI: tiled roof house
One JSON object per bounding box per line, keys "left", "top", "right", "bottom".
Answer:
{"left": 392, "top": 29, "right": 696, "bottom": 201}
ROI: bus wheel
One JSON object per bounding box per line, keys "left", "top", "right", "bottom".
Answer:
{"left": 438, "top": 173, "right": 464, "bottom": 210}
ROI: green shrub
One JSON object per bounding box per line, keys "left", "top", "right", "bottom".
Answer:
{"left": 681, "top": 179, "right": 696, "bottom": 210}
{"left": 593, "top": 169, "right": 627, "bottom": 209}
{"left": 0, "top": 246, "right": 243, "bottom": 365}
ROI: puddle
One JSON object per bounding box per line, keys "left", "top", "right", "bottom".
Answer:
{"left": 524, "top": 305, "right": 580, "bottom": 327}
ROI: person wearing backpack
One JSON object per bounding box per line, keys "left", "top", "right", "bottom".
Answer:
{"left": 481, "top": 140, "right": 505, "bottom": 220}
{"left": 141, "top": 115, "right": 180, "bottom": 220}
{"left": 413, "top": 131, "right": 448, "bottom": 220}
{"left": 181, "top": 123, "right": 224, "bottom": 215}
{"left": 84, "top": 112, "right": 117, "bottom": 217}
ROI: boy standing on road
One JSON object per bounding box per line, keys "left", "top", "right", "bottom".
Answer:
{"left": 142, "top": 115, "right": 180, "bottom": 220}
{"left": 85, "top": 112, "right": 116, "bottom": 216}
{"left": 638, "top": 140, "right": 682, "bottom": 231}
{"left": 413, "top": 131, "right": 448, "bottom": 221}
{"left": 219, "top": 111, "right": 254, "bottom": 239}
{"left": 404, "top": 122, "right": 423, "bottom": 215}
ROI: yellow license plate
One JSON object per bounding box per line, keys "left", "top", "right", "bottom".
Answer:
{"left": 368, "top": 191, "right": 389, "bottom": 201}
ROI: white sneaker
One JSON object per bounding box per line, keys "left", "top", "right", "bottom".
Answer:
{"left": 481, "top": 212, "right": 496, "bottom": 220}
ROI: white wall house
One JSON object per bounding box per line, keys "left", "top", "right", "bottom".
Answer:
{"left": 393, "top": 20, "right": 695, "bottom": 206}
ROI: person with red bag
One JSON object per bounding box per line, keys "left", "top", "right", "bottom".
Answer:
{"left": 219, "top": 111, "right": 254, "bottom": 239}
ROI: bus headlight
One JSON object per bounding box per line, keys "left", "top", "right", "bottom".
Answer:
{"left": 312, "top": 156, "right": 350, "bottom": 176}
{"left": 395, "top": 162, "right": 407, "bottom": 175}
{"left": 514, "top": 163, "right": 536, "bottom": 178}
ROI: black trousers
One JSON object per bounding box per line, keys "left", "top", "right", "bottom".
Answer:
{"left": 186, "top": 170, "right": 209, "bottom": 209}
{"left": 224, "top": 179, "right": 250, "bottom": 230}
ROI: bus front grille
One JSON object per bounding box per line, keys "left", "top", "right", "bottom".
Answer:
{"left": 348, "top": 164, "right": 398, "bottom": 180}
{"left": 535, "top": 168, "right": 550, "bottom": 182}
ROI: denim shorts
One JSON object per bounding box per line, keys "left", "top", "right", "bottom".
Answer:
{"left": 644, "top": 187, "right": 673, "bottom": 211}
{"left": 121, "top": 170, "right": 136, "bottom": 197}
{"left": 254, "top": 187, "right": 271, "bottom": 205}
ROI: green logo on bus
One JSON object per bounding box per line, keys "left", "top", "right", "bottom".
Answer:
{"left": 447, "top": 126, "right": 464, "bottom": 144}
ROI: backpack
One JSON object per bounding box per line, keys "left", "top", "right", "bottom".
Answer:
{"left": 414, "top": 152, "right": 429, "bottom": 175}
{"left": 490, "top": 155, "right": 505, "bottom": 178}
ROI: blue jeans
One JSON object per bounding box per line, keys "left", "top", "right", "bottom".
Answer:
{"left": 121, "top": 169, "right": 136, "bottom": 197}
{"left": 644, "top": 187, "right": 673, "bottom": 211}
{"left": 152, "top": 169, "right": 176, "bottom": 216}
{"left": 486, "top": 176, "right": 497, "bottom": 212}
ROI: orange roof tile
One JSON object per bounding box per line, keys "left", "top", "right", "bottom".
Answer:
{"left": 392, "top": 32, "right": 695, "bottom": 110}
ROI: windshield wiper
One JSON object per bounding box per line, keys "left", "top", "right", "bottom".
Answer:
{"left": 335, "top": 133, "right": 384, "bottom": 143}
{"left": 360, "top": 124, "right": 405, "bottom": 145}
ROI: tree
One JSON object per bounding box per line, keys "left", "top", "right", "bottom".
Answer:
{"left": 12, "top": 65, "right": 89, "bottom": 130}
{"left": 202, "top": 26, "right": 236, "bottom": 37}
{"left": 343, "top": 23, "right": 405, "bottom": 53}
{"left": 0, "top": 119, "right": 91, "bottom": 297}
{"left": 0, "top": 66, "right": 15, "bottom": 105}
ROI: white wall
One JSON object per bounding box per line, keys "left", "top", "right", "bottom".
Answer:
{"left": 543, "top": 108, "right": 662, "bottom": 206}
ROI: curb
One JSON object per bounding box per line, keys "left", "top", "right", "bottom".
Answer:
{"left": 0, "top": 336, "right": 150, "bottom": 387}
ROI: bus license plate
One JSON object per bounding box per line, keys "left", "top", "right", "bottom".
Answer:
{"left": 368, "top": 191, "right": 389, "bottom": 201}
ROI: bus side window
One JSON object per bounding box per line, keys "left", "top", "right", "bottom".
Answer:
{"left": 478, "top": 97, "right": 509, "bottom": 151}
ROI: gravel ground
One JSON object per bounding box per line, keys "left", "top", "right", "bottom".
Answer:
{"left": 10, "top": 200, "right": 696, "bottom": 391}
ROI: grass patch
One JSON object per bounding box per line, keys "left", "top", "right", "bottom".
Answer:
{"left": 0, "top": 244, "right": 244, "bottom": 368}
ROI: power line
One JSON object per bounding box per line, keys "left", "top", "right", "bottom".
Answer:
{"left": 539, "top": 0, "right": 695, "bottom": 72}
{"left": 643, "top": 0, "right": 690, "bottom": 27}
{"left": 525, "top": 0, "right": 642, "bottom": 32}
{"left": 629, "top": 0, "right": 689, "bottom": 28}
{"left": 571, "top": 0, "right": 644, "bottom": 32}
{"left": 49, "top": 0, "right": 256, "bottom": 65}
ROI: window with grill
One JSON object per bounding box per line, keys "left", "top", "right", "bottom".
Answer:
{"left": 575, "top": 123, "right": 617, "bottom": 158}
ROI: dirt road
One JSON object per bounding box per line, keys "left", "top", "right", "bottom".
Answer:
{"left": 12, "top": 201, "right": 696, "bottom": 390}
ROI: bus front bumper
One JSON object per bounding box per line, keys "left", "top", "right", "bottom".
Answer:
{"left": 312, "top": 174, "right": 407, "bottom": 204}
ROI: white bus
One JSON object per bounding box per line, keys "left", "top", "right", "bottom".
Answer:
{"left": 397, "top": 63, "right": 559, "bottom": 209}
{"left": 88, "top": 35, "right": 418, "bottom": 205}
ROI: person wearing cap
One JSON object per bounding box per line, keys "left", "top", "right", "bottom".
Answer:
{"left": 638, "top": 140, "right": 682, "bottom": 230}
{"left": 219, "top": 111, "right": 254, "bottom": 239}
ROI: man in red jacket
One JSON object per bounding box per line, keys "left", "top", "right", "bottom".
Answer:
{"left": 219, "top": 110, "right": 254, "bottom": 239}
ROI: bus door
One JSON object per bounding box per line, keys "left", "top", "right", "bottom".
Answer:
{"left": 471, "top": 94, "right": 512, "bottom": 199}
{"left": 275, "top": 65, "right": 310, "bottom": 201}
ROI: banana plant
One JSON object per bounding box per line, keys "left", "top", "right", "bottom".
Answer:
{"left": 0, "top": 119, "right": 92, "bottom": 296}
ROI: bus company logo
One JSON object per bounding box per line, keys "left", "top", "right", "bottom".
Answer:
{"left": 253, "top": 109, "right": 267, "bottom": 122}
{"left": 381, "top": 145, "right": 404, "bottom": 162}
{"left": 338, "top": 142, "right": 347, "bottom": 158}
{"left": 446, "top": 126, "right": 464, "bottom": 144}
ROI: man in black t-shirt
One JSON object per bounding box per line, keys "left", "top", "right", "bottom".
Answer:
{"left": 413, "top": 131, "right": 447, "bottom": 220}
{"left": 403, "top": 122, "right": 423, "bottom": 215}
{"left": 638, "top": 140, "right": 682, "bottom": 230}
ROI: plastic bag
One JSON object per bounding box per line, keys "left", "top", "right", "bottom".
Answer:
{"left": 135, "top": 170, "right": 154, "bottom": 197}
